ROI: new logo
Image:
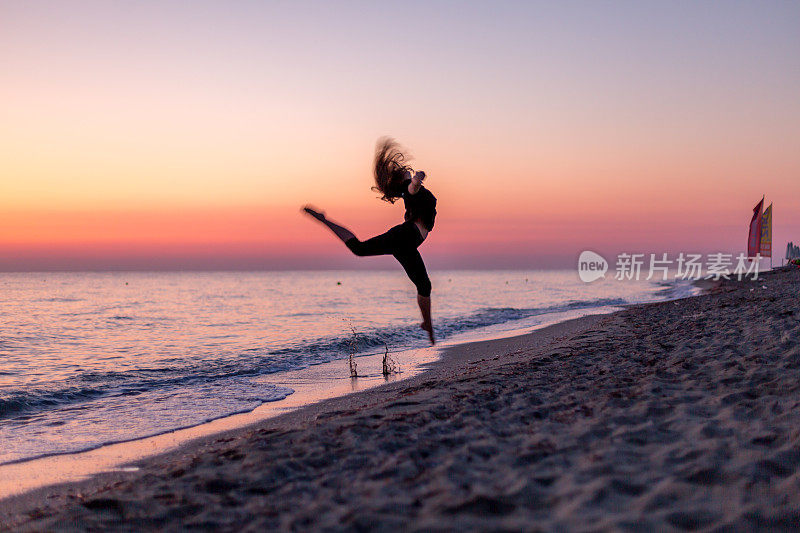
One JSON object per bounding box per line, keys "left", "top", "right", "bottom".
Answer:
{"left": 578, "top": 251, "right": 608, "bottom": 282}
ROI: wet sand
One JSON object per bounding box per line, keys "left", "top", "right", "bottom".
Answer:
{"left": 3, "top": 267, "right": 800, "bottom": 531}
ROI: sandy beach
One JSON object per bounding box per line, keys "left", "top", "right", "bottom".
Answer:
{"left": 2, "top": 267, "right": 800, "bottom": 531}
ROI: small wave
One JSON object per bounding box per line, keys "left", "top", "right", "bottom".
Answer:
{"left": 0, "top": 367, "right": 293, "bottom": 422}
{"left": 0, "top": 379, "right": 294, "bottom": 465}
{"left": 0, "top": 386, "right": 108, "bottom": 419}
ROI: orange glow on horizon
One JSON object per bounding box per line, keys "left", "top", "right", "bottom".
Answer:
{"left": 2, "top": 2, "right": 799, "bottom": 269}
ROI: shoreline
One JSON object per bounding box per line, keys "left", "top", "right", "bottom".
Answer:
{"left": 0, "top": 313, "right": 608, "bottom": 528}
{"left": 0, "top": 306, "right": 614, "bottom": 508}
{"left": 0, "top": 329, "right": 439, "bottom": 500}
{"left": 5, "top": 269, "right": 796, "bottom": 529}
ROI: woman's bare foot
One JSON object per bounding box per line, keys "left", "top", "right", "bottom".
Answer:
{"left": 302, "top": 205, "right": 326, "bottom": 222}
{"left": 420, "top": 321, "right": 435, "bottom": 345}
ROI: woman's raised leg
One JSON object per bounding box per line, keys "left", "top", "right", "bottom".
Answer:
{"left": 303, "top": 206, "right": 398, "bottom": 257}
{"left": 302, "top": 206, "right": 356, "bottom": 243}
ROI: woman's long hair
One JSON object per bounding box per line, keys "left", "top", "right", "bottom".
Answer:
{"left": 373, "top": 137, "right": 412, "bottom": 203}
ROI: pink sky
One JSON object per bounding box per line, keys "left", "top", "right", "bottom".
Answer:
{"left": 1, "top": 2, "right": 798, "bottom": 270}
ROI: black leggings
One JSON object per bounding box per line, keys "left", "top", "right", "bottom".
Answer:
{"left": 345, "top": 221, "right": 432, "bottom": 297}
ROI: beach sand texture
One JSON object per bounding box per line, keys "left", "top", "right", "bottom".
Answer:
{"left": 3, "top": 267, "right": 800, "bottom": 531}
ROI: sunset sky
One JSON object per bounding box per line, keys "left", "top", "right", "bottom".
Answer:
{"left": 2, "top": 1, "right": 799, "bottom": 270}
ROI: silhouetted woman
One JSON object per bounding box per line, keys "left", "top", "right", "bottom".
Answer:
{"left": 303, "top": 138, "right": 437, "bottom": 344}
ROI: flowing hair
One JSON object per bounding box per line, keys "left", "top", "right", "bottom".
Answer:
{"left": 373, "top": 137, "right": 412, "bottom": 203}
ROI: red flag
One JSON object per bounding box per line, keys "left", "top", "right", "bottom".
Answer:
{"left": 748, "top": 196, "right": 764, "bottom": 257}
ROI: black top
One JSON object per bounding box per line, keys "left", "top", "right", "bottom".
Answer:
{"left": 395, "top": 178, "right": 437, "bottom": 231}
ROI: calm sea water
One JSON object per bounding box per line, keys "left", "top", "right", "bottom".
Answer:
{"left": 0, "top": 270, "right": 694, "bottom": 463}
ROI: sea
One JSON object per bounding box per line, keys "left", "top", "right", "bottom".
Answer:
{"left": 0, "top": 270, "right": 697, "bottom": 464}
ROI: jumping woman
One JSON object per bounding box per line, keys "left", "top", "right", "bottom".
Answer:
{"left": 303, "top": 137, "right": 437, "bottom": 344}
